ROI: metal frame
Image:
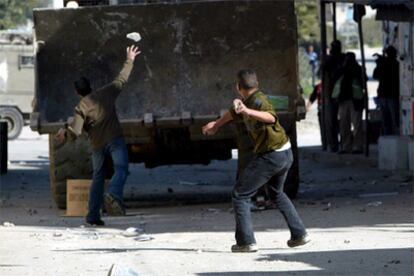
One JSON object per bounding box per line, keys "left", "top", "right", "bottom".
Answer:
{"left": 319, "top": 0, "right": 370, "bottom": 156}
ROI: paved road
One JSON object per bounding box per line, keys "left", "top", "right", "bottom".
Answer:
{"left": 1, "top": 112, "right": 413, "bottom": 275}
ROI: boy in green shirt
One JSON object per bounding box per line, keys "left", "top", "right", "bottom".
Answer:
{"left": 202, "top": 69, "right": 309, "bottom": 252}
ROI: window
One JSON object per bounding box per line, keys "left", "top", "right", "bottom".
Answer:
{"left": 18, "top": 55, "right": 34, "bottom": 69}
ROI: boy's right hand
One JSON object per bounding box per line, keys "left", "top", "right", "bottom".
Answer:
{"left": 127, "top": 45, "right": 141, "bottom": 61}
{"left": 202, "top": 121, "right": 218, "bottom": 136}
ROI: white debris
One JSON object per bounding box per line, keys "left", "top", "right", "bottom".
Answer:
{"left": 122, "top": 227, "right": 143, "bottom": 237}
{"left": 366, "top": 201, "right": 383, "bottom": 207}
{"left": 108, "top": 263, "right": 139, "bottom": 276}
{"left": 3, "top": 222, "right": 15, "bottom": 227}
{"left": 206, "top": 208, "right": 221, "bottom": 213}
{"left": 179, "top": 181, "right": 210, "bottom": 186}
{"left": 134, "top": 234, "right": 154, "bottom": 242}
{"left": 126, "top": 32, "right": 141, "bottom": 42}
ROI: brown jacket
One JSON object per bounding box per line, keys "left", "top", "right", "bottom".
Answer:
{"left": 69, "top": 59, "right": 134, "bottom": 150}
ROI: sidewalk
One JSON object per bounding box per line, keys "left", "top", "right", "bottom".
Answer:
{"left": 299, "top": 145, "right": 378, "bottom": 167}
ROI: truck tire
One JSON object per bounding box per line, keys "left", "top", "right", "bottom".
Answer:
{"left": 0, "top": 107, "right": 24, "bottom": 140}
{"left": 49, "top": 135, "right": 93, "bottom": 209}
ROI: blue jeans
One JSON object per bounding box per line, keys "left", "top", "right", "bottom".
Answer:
{"left": 86, "top": 136, "right": 129, "bottom": 221}
{"left": 232, "top": 149, "right": 306, "bottom": 245}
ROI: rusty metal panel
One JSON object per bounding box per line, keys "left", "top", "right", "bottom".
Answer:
{"left": 33, "top": 1, "right": 297, "bottom": 126}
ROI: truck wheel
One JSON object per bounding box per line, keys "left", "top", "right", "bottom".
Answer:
{"left": 49, "top": 135, "right": 93, "bottom": 209}
{"left": 0, "top": 107, "right": 24, "bottom": 140}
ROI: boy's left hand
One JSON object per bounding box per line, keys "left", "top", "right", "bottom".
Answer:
{"left": 55, "top": 128, "right": 67, "bottom": 143}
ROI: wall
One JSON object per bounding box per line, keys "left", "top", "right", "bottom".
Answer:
{"left": 382, "top": 21, "right": 414, "bottom": 135}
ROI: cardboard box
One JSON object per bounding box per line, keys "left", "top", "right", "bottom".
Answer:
{"left": 66, "top": 179, "right": 91, "bottom": 216}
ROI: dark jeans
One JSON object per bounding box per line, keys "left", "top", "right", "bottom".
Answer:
{"left": 86, "top": 136, "right": 129, "bottom": 221}
{"left": 317, "top": 109, "right": 327, "bottom": 150}
{"left": 378, "top": 98, "right": 399, "bottom": 135}
{"left": 232, "top": 149, "right": 307, "bottom": 245}
{"left": 324, "top": 100, "right": 339, "bottom": 152}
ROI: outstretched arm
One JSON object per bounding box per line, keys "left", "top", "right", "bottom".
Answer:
{"left": 54, "top": 107, "right": 84, "bottom": 143}
{"left": 112, "top": 45, "right": 141, "bottom": 91}
{"left": 202, "top": 111, "right": 233, "bottom": 136}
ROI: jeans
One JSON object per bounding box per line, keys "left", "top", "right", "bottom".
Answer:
{"left": 378, "top": 98, "right": 399, "bottom": 135}
{"left": 324, "top": 100, "right": 339, "bottom": 152}
{"left": 86, "top": 136, "right": 129, "bottom": 221}
{"left": 232, "top": 148, "right": 307, "bottom": 245}
{"left": 338, "top": 100, "right": 363, "bottom": 152}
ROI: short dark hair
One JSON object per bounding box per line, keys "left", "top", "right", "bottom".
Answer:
{"left": 385, "top": 46, "right": 397, "bottom": 58}
{"left": 345, "top": 51, "right": 356, "bottom": 61}
{"left": 74, "top": 77, "right": 91, "bottom": 96}
{"left": 330, "top": 40, "right": 342, "bottom": 55}
{"left": 237, "top": 69, "right": 259, "bottom": 90}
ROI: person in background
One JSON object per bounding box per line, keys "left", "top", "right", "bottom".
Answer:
{"left": 306, "top": 45, "right": 319, "bottom": 87}
{"left": 321, "top": 40, "right": 345, "bottom": 153}
{"left": 332, "top": 52, "right": 364, "bottom": 154}
{"left": 307, "top": 82, "right": 326, "bottom": 149}
{"left": 373, "top": 45, "right": 400, "bottom": 135}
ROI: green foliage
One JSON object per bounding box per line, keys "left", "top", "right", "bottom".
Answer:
{"left": 295, "top": 1, "right": 320, "bottom": 96}
{"left": 363, "top": 17, "right": 383, "bottom": 48}
{"left": 298, "top": 47, "right": 316, "bottom": 96}
{"left": 0, "top": 0, "right": 44, "bottom": 30}
{"left": 295, "top": 0, "right": 320, "bottom": 45}
{"left": 0, "top": 0, "right": 26, "bottom": 29}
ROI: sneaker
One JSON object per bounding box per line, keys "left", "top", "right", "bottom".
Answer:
{"left": 287, "top": 234, "right": 310, "bottom": 248}
{"left": 86, "top": 219, "right": 105, "bottom": 226}
{"left": 103, "top": 193, "right": 126, "bottom": 216}
{"left": 231, "top": 243, "right": 259, "bottom": 253}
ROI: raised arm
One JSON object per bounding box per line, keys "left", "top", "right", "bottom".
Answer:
{"left": 112, "top": 45, "right": 141, "bottom": 91}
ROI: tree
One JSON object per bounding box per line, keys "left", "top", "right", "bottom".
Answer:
{"left": 363, "top": 17, "right": 382, "bottom": 48}
{"left": 295, "top": 0, "right": 320, "bottom": 45}
{"left": 0, "top": 0, "right": 44, "bottom": 30}
{"left": 0, "top": 0, "right": 25, "bottom": 29}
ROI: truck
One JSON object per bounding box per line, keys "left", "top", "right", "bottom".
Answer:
{"left": 0, "top": 31, "right": 34, "bottom": 140}
{"left": 30, "top": 0, "right": 305, "bottom": 209}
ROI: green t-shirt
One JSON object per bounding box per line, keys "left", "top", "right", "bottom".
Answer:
{"left": 230, "top": 90, "right": 289, "bottom": 154}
